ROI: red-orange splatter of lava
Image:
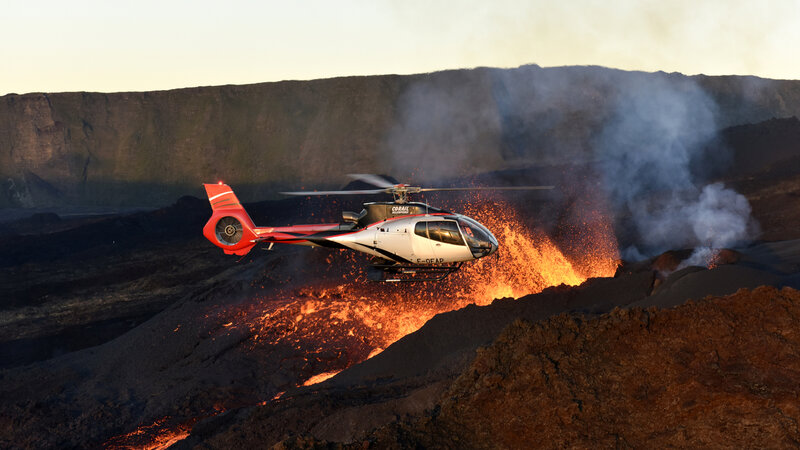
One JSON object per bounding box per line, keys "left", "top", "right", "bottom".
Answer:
{"left": 221, "top": 198, "right": 620, "bottom": 375}
{"left": 103, "top": 416, "right": 195, "bottom": 450}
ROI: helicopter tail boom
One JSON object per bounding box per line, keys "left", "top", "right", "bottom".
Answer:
{"left": 202, "top": 183, "right": 352, "bottom": 255}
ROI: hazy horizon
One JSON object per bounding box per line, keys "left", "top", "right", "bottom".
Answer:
{"left": 2, "top": 0, "right": 799, "bottom": 96}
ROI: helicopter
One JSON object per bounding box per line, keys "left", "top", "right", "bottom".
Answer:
{"left": 202, "top": 174, "right": 553, "bottom": 282}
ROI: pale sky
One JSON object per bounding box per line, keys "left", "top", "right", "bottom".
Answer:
{"left": 2, "top": 0, "right": 798, "bottom": 95}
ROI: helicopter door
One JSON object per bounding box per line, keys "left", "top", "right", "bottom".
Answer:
{"left": 411, "top": 221, "right": 437, "bottom": 263}
{"left": 373, "top": 221, "right": 412, "bottom": 262}
{"left": 425, "top": 220, "right": 471, "bottom": 262}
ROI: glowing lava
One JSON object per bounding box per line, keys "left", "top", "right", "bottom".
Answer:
{"left": 221, "top": 199, "right": 620, "bottom": 380}
{"left": 302, "top": 370, "right": 342, "bottom": 386}
{"left": 104, "top": 417, "right": 194, "bottom": 450}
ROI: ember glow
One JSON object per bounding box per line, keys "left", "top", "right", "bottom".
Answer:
{"left": 302, "top": 370, "right": 342, "bottom": 386}
{"left": 217, "top": 199, "right": 620, "bottom": 386}
{"left": 461, "top": 202, "right": 617, "bottom": 301}
{"left": 104, "top": 416, "right": 194, "bottom": 450}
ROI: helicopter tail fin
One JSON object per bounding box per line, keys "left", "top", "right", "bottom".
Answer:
{"left": 204, "top": 182, "right": 246, "bottom": 212}
{"left": 202, "top": 183, "right": 258, "bottom": 256}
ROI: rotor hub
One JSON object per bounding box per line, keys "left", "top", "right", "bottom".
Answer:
{"left": 390, "top": 185, "right": 421, "bottom": 203}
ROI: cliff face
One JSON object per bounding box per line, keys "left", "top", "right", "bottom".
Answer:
{"left": 2, "top": 65, "right": 800, "bottom": 208}
{"left": 0, "top": 76, "right": 408, "bottom": 207}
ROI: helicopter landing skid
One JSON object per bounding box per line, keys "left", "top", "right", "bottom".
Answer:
{"left": 367, "top": 262, "right": 463, "bottom": 282}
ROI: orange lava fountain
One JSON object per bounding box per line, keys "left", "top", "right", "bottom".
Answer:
{"left": 221, "top": 199, "right": 620, "bottom": 385}
{"left": 458, "top": 201, "right": 619, "bottom": 302}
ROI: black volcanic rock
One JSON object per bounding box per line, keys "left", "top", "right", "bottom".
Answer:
{"left": 327, "top": 272, "right": 655, "bottom": 389}
{"left": 186, "top": 257, "right": 800, "bottom": 448}
{"left": 708, "top": 117, "right": 800, "bottom": 241}
{"left": 719, "top": 116, "right": 800, "bottom": 178}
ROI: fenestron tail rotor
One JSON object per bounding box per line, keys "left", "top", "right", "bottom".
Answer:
{"left": 215, "top": 216, "right": 244, "bottom": 245}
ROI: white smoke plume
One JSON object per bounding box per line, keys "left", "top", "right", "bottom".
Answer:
{"left": 384, "top": 75, "right": 502, "bottom": 183}
{"left": 382, "top": 67, "right": 759, "bottom": 264}
{"left": 595, "top": 73, "right": 758, "bottom": 261}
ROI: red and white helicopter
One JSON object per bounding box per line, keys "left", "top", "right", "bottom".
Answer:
{"left": 203, "top": 174, "right": 552, "bottom": 281}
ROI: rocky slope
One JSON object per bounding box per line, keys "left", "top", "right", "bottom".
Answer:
{"left": 186, "top": 279, "right": 800, "bottom": 448}
{"left": 2, "top": 65, "right": 800, "bottom": 207}
{"left": 359, "top": 286, "right": 800, "bottom": 448}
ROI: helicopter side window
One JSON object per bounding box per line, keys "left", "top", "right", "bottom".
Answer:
{"left": 427, "top": 221, "right": 465, "bottom": 246}
{"left": 414, "top": 222, "right": 428, "bottom": 238}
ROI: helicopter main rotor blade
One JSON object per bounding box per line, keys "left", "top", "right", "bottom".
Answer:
{"left": 419, "top": 186, "right": 555, "bottom": 192}
{"left": 347, "top": 173, "right": 396, "bottom": 189}
{"left": 280, "top": 189, "right": 388, "bottom": 196}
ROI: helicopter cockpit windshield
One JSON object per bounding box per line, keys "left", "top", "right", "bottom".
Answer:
{"left": 457, "top": 217, "right": 498, "bottom": 258}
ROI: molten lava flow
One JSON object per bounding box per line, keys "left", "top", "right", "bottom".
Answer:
{"left": 103, "top": 416, "right": 194, "bottom": 450}
{"left": 212, "top": 199, "right": 620, "bottom": 393}
{"left": 302, "top": 370, "right": 342, "bottom": 386}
